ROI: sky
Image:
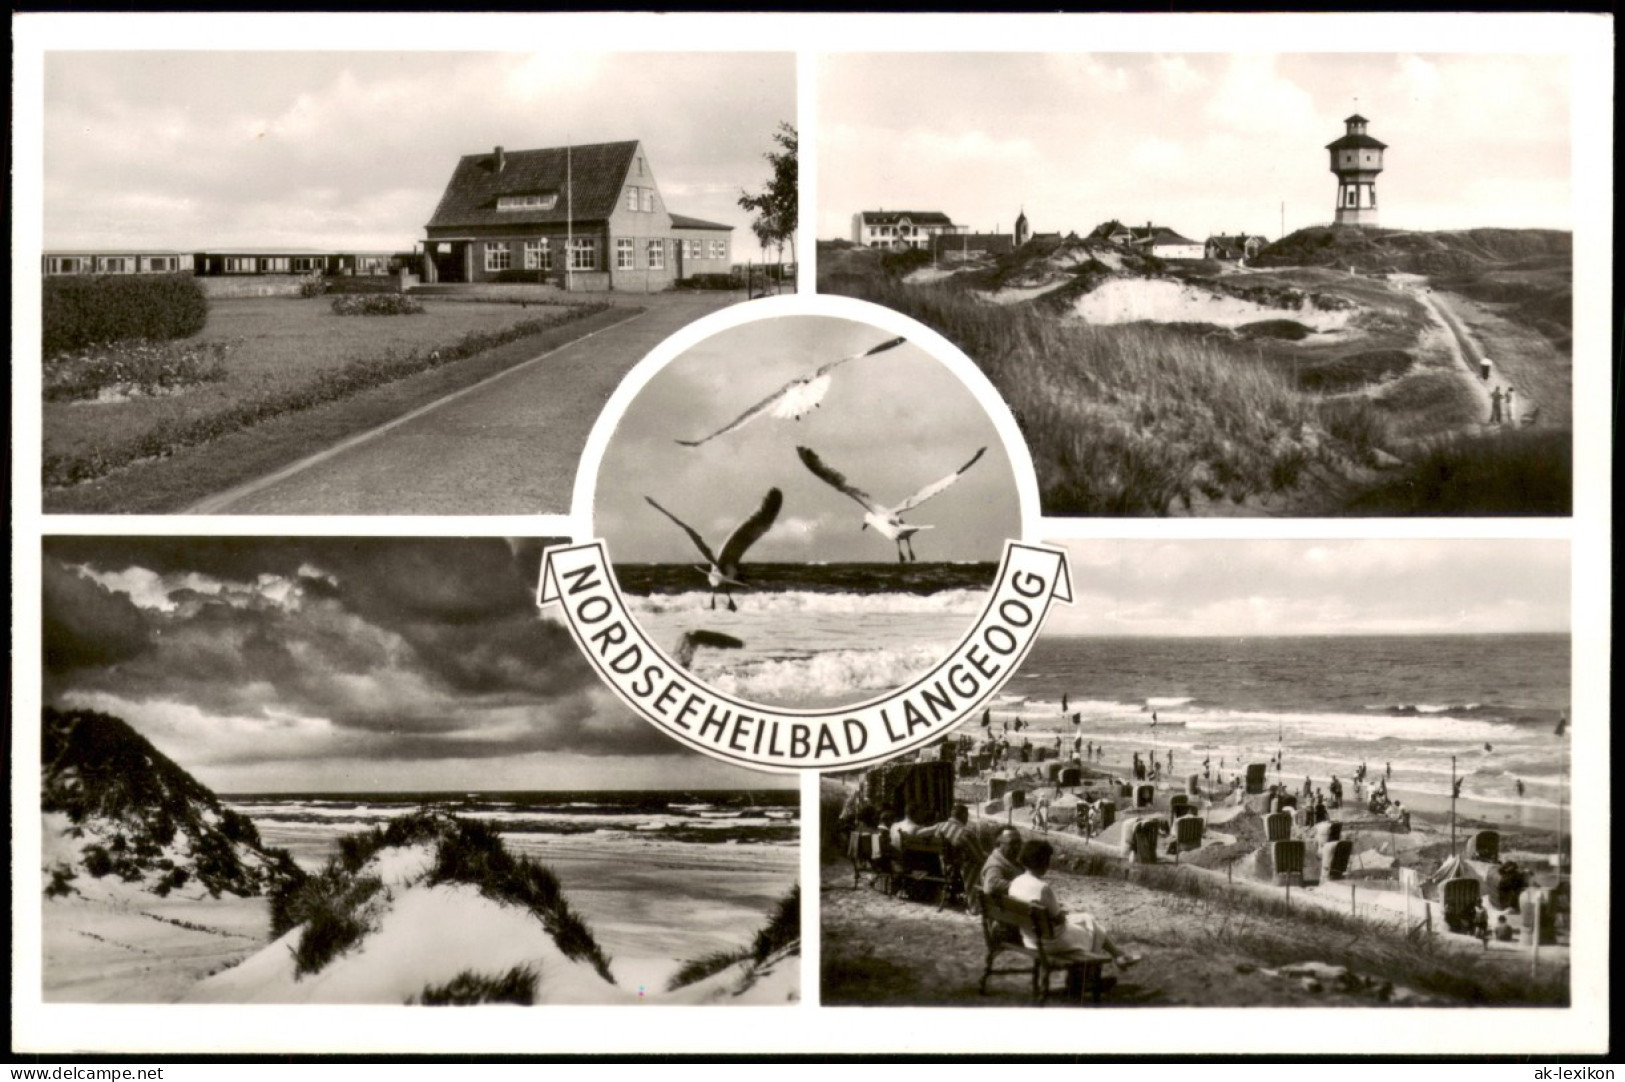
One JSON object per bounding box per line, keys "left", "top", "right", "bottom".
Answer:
{"left": 42, "top": 51, "right": 794, "bottom": 252}
{"left": 1042, "top": 539, "right": 1570, "bottom": 638}
{"left": 40, "top": 537, "right": 792, "bottom": 794}
{"left": 593, "top": 315, "right": 1021, "bottom": 565}
{"left": 818, "top": 53, "right": 1572, "bottom": 241}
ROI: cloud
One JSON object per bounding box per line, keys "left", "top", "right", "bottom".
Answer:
{"left": 38, "top": 538, "right": 701, "bottom": 788}
{"left": 42, "top": 560, "right": 152, "bottom": 676}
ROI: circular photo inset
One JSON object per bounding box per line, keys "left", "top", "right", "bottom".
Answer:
{"left": 591, "top": 311, "right": 1024, "bottom": 710}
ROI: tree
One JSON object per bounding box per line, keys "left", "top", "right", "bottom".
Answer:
{"left": 738, "top": 123, "right": 797, "bottom": 275}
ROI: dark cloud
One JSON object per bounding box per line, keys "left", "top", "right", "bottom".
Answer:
{"left": 41, "top": 559, "right": 152, "bottom": 674}
{"left": 39, "top": 537, "right": 685, "bottom": 772}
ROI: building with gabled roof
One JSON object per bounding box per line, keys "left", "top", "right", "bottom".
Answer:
{"left": 851, "top": 209, "right": 961, "bottom": 250}
{"left": 423, "top": 140, "right": 732, "bottom": 289}
{"left": 1204, "top": 233, "right": 1269, "bottom": 263}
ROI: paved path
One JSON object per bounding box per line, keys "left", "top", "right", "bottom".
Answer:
{"left": 186, "top": 294, "right": 737, "bottom": 516}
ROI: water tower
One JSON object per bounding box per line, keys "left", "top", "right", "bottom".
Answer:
{"left": 1326, "top": 113, "right": 1386, "bottom": 226}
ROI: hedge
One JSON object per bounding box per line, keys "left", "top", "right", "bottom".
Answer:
{"left": 44, "top": 273, "right": 209, "bottom": 356}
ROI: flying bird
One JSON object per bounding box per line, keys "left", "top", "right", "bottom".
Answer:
{"left": 676, "top": 336, "right": 907, "bottom": 447}
{"left": 672, "top": 629, "right": 746, "bottom": 668}
{"left": 796, "top": 444, "right": 987, "bottom": 562}
{"left": 644, "top": 487, "right": 782, "bottom": 611}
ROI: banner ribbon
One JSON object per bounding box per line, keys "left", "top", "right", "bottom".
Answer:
{"left": 539, "top": 540, "right": 1073, "bottom": 773}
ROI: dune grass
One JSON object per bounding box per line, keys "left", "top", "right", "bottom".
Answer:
{"left": 269, "top": 810, "right": 614, "bottom": 984}
{"left": 414, "top": 965, "right": 538, "bottom": 1006}
{"left": 1345, "top": 428, "right": 1572, "bottom": 516}
{"left": 1122, "top": 862, "right": 1567, "bottom": 1005}
{"left": 426, "top": 817, "right": 615, "bottom": 984}
{"left": 842, "top": 278, "right": 1387, "bottom": 514}
{"left": 668, "top": 884, "right": 801, "bottom": 992}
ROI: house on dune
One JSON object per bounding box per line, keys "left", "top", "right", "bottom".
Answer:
{"left": 423, "top": 140, "right": 733, "bottom": 290}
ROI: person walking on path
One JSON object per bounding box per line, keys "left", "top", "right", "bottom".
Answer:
{"left": 1489, "top": 386, "right": 1504, "bottom": 424}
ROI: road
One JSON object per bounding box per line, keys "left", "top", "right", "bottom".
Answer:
{"left": 186, "top": 293, "right": 738, "bottom": 515}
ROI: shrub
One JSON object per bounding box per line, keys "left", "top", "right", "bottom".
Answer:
{"left": 490, "top": 269, "right": 554, "bottom": 285}
{"left": 297, "top": 274, "right": 329, "bottom": 299}
{"left": 45, "top": 865, "right": 77, "bottom": 898}
{"left": 331, "top": 294, "right": 424, "bottom": 316}
{"left": 678, "top": 273, "right": 738, "bottom": 291}
{"left": 83, "top": 846, "right": 114, "bottom": 878}
{"left": 44, "top": 273, "right": 208, "bottom": 355}
{"left": 415, "top": 966, "right": 538, "bottom": 1006}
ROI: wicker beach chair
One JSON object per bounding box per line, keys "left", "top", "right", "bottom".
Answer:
{"left": 1322, "top": 839, "right": 1353, "bottom": 880}
{"left": 1442, "top": 877, "right": 1484, "bottom": 934}
{"left": 1264, "top": 811, "right": 1294, "bottom": 842}
{"left": 1469, "top": 830, "right": 1501, "bottom": 863}
{"left": 1271, "top": 840, "right": 1306, "bottom": 886}
{"left": 1175, "top": 815, "right": 1205, "bottom": 852}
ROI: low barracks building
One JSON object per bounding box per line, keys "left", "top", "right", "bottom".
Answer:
{"left": 423, "top": 140, "right": 732, "bottom": 290}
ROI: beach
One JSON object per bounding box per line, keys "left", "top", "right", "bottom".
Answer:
{"left": 42, "top": 791, "right": 799, "bottom": 1004}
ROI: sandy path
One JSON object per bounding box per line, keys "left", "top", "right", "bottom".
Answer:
{"left": 43, "top": 890, "right": 272, "bottom": 1003}
{"left": 1427, "top": 289, "right": 1569, "bottom": 428}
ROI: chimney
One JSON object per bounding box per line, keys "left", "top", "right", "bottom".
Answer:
{"left": 494, "top": 146, "right": 506, "bottom": 172}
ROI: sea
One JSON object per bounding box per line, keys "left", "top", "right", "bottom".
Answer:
{"left": 614, "top": 562, "right": 994, "bottom": 707}
{"left": 222, "top": 789, "right": 800, "bottom": 991}
{"left": 975, "top": 633, "right": 1572, "bottom": 817}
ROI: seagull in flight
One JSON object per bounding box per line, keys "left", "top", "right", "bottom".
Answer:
{"left": 672, "top": 629, "right": 745, "bottom": 668}
{"left": 796, "top": 445, "right": 986, "bottom": 563}
{"left": 676, "top": 336, "right": 906, "bottom": 447}
{"left": 644, "top": 488, "right": 782, "bottom": 611}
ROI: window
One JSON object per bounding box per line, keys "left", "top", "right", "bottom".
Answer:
{"left": 225, "top": 257, "right": 256, "bottom": 274}
{"left": 646, "top": 239, "right": 664, "bottom": 269}
{"left": 99, "top": 257, "right": 132, "bottom": 273}
{"left": 686, "top": 239, "right": 701, "bottom": 259}
{"left": 147, "top": 256, "right": 177, "bottom": 272}
{"left": 497, "top": 194, "right": 558, "bottom": 211}
{"left": 616, "top": 239, "right": 635, "bottom": 270}
{"left": 485, "top": 244, "right": 511, "bottom": 272}
{"left": 642, "top": 190, "right": 655, "bottom": 213}
{"left": 524, "top": 239, "right": 551, "bottom": 271}
{"left": 293, "top": 256, "right": 321, "bottom": 273}
{"left": 708, "top": 240, "right": 726, "bottom": 260}
{"left": 262, "top": 257, "right": 291, "bottom": 273}
{"left": 46, "top": 256, "right": 90, "bottom": 274}
{"left": 627, "top": 187, "right": 640, "bottom": 212}
{"left": 570, "top": 237, "right": 596, "bottom": 270}
{"left": 1347, "top": 190, "right": 1357, "bottom": 208}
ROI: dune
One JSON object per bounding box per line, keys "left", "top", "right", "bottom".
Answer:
{"left": 186, "top": 881, "right": 624, "bottom": 1005}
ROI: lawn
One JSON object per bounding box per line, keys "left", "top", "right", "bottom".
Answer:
{"left": 42, "top": 296, "right": 597, "bottom": 489}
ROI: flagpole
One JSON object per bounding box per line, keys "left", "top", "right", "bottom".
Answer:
{"left": 1450, "top": 754, "right": 1458, "bottom": 858}
{"left": 566, "top": 141, "right": 573, "bottom": 293}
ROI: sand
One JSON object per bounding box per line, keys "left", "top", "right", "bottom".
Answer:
{"left": 1073, "top": 277, "right": 1354, "bottom": 331}
{"left": 43, "top": 823, "right": 799, "bottom": 1006}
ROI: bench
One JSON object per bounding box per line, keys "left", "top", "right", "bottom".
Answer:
{"left": 895, "top": 833, "right": 953, "bottom": 908}
{"left": 978, "top": 893, "right": 1112, "bottom": 1005}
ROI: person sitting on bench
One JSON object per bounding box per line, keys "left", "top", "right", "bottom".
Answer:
{"left": 979, "top": 826, "right": 1024, "bottom": 899}
{"left": 1008, "top": 840, "right": 1142, "bottom": 970}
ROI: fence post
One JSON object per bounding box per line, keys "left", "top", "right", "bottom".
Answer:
{"left": 1351, "top": 882, "right": 1357, "bottom": 917}
{"left": 1530, "top": 896, "right": 1542, "bottom": 976}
